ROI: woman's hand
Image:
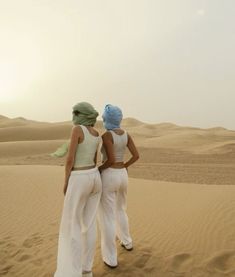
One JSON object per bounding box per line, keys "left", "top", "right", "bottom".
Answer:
{"left": 63, "top": 126, "right": 80, "bottom": 196}
{"left": 63, "top": 183, "right": 68, "bottom": 196}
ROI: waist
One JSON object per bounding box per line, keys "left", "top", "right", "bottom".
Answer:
{"left": 71, "top": 166, "right": 98, "bottom": 175}
{"left": 110, "top": 162, "right": 125, "bottom": 169}
{"left": 72, "top": 165, "right": 96, "bottom": 171}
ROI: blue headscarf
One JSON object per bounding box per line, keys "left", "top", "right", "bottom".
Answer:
{"left": 102, "top": 104, "right": 123, "bottom": 130}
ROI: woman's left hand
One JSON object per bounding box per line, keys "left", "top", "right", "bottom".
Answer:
{"left": 63, "top": 183, "right": 68, "bottom": 195}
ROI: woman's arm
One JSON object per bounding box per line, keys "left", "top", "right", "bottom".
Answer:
{"left": 93, "top": 151, "right": 98, "bottom": 165}
{"left": 63, "top": 126, "right": 80, "bottom": 195}
{"left": 124, "top": 134, "right": 139, "bottom": 169}
{"left": 98, "top": 132, "right": 115, "bottom": 172}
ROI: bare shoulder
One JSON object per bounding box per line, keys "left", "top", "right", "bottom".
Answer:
{"left": 102, "top": 131, "right": 113, "bottom": 140}
{"left": 72, "top": 125, "right": 82, "bottom": 134}
{"left": 126, "top": 131, "right": 131, "bottom": 138}
{"left": 102, "top": 131, "right": 111, "bottom": 137}
{"left": 119, "top": 128, "right": 125, "bottom": 135}
{"left": 127, "top": 132, "right": 135, "bottom": 143}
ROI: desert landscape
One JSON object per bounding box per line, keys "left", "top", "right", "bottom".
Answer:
{"left": 1, "top": 115, "right": 235, "bottom": 277}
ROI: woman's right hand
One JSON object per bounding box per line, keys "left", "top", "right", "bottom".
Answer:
{"left": 63, "top": 184, "right": 68, "bottom": 195}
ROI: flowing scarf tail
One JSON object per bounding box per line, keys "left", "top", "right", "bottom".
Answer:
{"left": 50, "top": 141, "right": 69, "bottom": 157}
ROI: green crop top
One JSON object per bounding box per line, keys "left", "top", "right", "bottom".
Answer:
{"left": 73, "top": 125, "right": 100, "bottom": 167}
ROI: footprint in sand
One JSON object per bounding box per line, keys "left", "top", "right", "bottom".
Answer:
{"left": 30, "top": 258, "right": 43, "bottom": 266}
{"left": 16, "top": 254, "right": 32, "bottom": 262}
{"left": 134, "top": 253, "right": 151, "bottom": 268}
{"left": 22, "top": 233, "right": 43, "bottom": 248}
{"left": 3, "top": 236, "right": 12, "bottom": 241}
{"left": 206, "top": 250, "right": 235, "bottom": 274}
{"left": 4, "top": 241, "right": 17, "bottom": 248}
{"left": 0, "top": 264, "right": 13, "bottom": 275}
{"left": 167, "top": 253, "right": 193, "bottom": 274}
{"left": 10, "top": 249, "right": 23, "bottom": 258}
{"left": 133, "top": 248, "right": 152, "bottom": 268}
{"left": 0, "top": 240, "right": 6, "bottom": 246}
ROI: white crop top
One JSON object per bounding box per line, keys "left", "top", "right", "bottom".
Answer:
{"left": 74, "top": 125, "right": 100, "bottom": 167}
{"left": 101, "top": 130, "right": 128, "bottom": 162}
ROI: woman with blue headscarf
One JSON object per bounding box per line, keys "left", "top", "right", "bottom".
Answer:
{"left": 98, "top": 104, "right": 139, "bottom": 268}
{"left": 54, "top": 102, "right": 101, "bottom": 277}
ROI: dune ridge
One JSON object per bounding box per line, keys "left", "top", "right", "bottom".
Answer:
{"left": 1, "top": 115, "right": 235, "bottom": 185}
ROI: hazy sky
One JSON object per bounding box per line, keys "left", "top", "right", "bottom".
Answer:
{"left": 0, "top": 0, "right": 235, "bottom": 128}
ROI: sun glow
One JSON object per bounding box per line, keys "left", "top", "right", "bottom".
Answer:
{"left": 0, "top": 54, "right": 45, "bottom": 102}
{"left": 0, "top": 62, "right": 23, "bottom": 102}
{"left": 0, "top": 31, "right": 44, "bottom": 103}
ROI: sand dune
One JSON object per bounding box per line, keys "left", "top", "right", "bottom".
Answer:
{"left": 139, "top": 131, "right": 235, "bottom": 152}
{"left": 121, "top": 117, "right": 145, "bottom": 127}
{"left": 1, "top": 166, "right": 235, "bottom": 277}
{"left": 0, "top": 124, "right": 72, "bottom": 142}
{"left": 0, "top": 140, "right": 65, "bottom": 158}
{"left": 1, "top": 115, "right": 235, "bottom": 153}
{"left": 0, "top": 116, "right": 47, "bottom": 128}
{"left": 1, "top": 115, "right": 235, "bottom": 184}
{"left": 1, "top": 116, "right": 235, "bottom": 276}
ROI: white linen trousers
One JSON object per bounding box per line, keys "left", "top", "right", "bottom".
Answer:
{"left": 54, "top": 167, "right": 102, "bottom": 277}
{"left": 98, "top": 167, "right": 132, "bottom": 266}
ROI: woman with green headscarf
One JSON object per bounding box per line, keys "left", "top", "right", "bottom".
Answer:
{"left": 54, "top": 102, "right": 101, "bottom": 277}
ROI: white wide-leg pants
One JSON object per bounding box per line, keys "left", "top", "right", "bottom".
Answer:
{"left": 98, "top": 168, "right": 132, "bottom": 266}
{"left": 54, "top": 167, "right": 102, "bottom": 277}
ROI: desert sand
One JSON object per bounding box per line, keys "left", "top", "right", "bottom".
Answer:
{"left": 1, "top": 115, "right": 235, "bottom": 277}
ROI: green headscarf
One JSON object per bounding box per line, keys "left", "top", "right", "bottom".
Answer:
{"left": 72, "top": 102, "right": 99, "bottom": 126}
{"left": 51, "top": 102, "right": 99, "bottom": 157}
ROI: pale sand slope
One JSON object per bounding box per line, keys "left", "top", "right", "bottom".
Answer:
{"left": 1, "top": 115, "right": 235, "bottom": 155}
{"left": 1, "top": 166, "right": 235, "bottom": 277}
{"left": 1, "top": 116, "right": 235, "bottom": 185}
